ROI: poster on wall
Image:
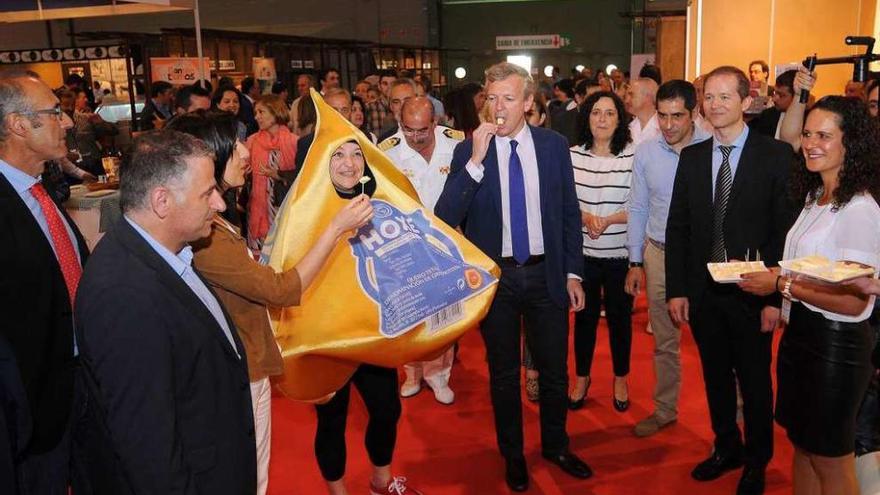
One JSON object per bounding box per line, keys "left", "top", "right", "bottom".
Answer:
{"left": 150, "top": 57, "right": 211, "bottom": 85}
{"left": 252, "top": 57, "right": 277, "bottom": 94}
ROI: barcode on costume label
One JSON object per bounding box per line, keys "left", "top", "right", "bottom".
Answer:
{"left": 426, "top": 301, "right": 464, "bottom": 334}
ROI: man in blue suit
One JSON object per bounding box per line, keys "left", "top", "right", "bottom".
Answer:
{"left": 435, "top": 62, "right": 590, "bottom": 492}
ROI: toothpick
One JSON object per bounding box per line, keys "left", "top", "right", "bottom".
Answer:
{"left": 746, "top": 248, "right": 750, "bottom": 262}
{"left": 756, "top": 249, "right": 761, "bottom": 262}
{"left": 359, "top": 175, "right": 371, "bottom": 195}
{"left": 724, "top": 248, "right": 728, "bottom": 263}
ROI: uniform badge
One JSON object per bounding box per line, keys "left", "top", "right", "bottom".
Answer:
{"left": 379, "top": 136, "right": 400, "bottom": 151}
{"left": 439, "top": 166, "right": 450, "bottom": 175}
{"left": 442, "top": 128, "right": 465, "bottom": 141}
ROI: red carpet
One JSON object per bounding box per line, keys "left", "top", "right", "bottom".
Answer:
{"left": 267, "top": 294, "right": 793, "bottom": 494}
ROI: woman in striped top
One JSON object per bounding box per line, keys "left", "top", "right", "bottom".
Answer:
{"left": 567, "top": 91, "right": 635, "bottom": 412}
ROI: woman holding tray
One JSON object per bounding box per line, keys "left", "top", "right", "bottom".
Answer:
{"left": 739, "top": 96, "right": 880, "bottom": 495}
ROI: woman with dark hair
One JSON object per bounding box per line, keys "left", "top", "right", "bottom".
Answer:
{"left": 166, "top": 112, "right": 372, "bottom": 495}
{"left": 313, "top": 140, "right": 421, "bottom": 495}
{"left": 351, "top": 94, "right": 378, "bottom": 143}
{"left": 866, "top": 79, "right": 879, "bottom": 119}
{"left": 740, "top": 96, "right": 880, "bottom": 495}
{"left": 212, "top": 85, "right": 248, "bottom": 141}
{"left": 443, "top": 88, "right": 480, "bottom": 138}
{"left": 567, "top": 90, "right": 635, "bottom": 412}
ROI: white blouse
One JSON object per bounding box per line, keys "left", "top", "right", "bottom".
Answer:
{"left": 782, "top": 193, "right": 880, "bottom": 322}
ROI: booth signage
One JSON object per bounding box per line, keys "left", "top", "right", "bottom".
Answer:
{"left": 495, "top": 34, "right": 571, "bottom": 50}
{"left": 150, "top": 57, "right": 212, "bottom": 85}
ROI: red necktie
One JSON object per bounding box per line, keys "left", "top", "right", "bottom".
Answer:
{"left": 30, "top": 183, "right": 82, "bottom": 305}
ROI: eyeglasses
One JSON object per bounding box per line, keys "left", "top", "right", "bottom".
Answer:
{"left": 17, "top": 107, "right": 63, "bottom": 120}
{"left": 401, "top": 127, "right": 431, "bottom": 137}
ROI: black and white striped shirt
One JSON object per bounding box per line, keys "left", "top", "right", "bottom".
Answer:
{"left": 570, "top": 143, "right": 634, "bottom": 258}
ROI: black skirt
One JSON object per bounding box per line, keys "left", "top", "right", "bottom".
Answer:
{"left": 776, "top": 302, "right": 875, "bottom": 456}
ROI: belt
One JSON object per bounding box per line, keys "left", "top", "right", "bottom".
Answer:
{"left": 496, "top": 254, "right": 546, "bottom": 268}
{"left": 648, "top": 238, "right": 665, "bottom": 251}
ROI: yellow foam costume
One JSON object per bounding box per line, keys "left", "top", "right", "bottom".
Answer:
{"left": 264, "top": 89, "right": 499, "bottom": 401}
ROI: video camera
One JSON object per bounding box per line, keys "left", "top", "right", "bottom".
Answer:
{"left": 801, "top": 35, "right": 880, "bottom": 102}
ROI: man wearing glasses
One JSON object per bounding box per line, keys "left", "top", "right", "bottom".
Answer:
{"left": 0, "top": 70, "right": 89, "bottom": 493}
{"left": 383, "top": 96, "right": 463, "bottom": 405}
{"left": 377, "top": 78, "right": 417, "bottom": 143}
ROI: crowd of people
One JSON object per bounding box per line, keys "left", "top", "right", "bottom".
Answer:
{"left": 2, "top": 51, "right": 880, "bottom": 495}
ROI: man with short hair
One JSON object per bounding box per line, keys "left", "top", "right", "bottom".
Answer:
{"left": 383, "top": 97, "right": 463, "bottom": 404}
{"left": 748, "top": 61, "right": 769, "bottom": 83}
{"left": 173, "top": 84, "right": 211, "bottom": 115}
{"left": 139, "top": 80, "right": 173, "bottom": 130}
{"left": 240, "top": 76, "right": 260, "bottom": 135}
{"left": 76, "top": 130, "right": 256, "bottom": 494}
{"left": 319, "top": 68, "right": 340, "bottom": 94}
{"left": 413, "top": 74, "right": 445, "bottom": 121}
{"left": 666, "top": 66, "right": 794, "bottom": 494}
{"left": 610, "top": 68, "right": 626, "bottom": 90}
{"left": 376, "top": 78, "right": 416, "bottom": 142}
{"left": 271, "top": 81, "right": 289, "bottom": 105}
{"left": 0, "top": 69, "right": 89, "bottom": 495}
{"left": 354, "top": 80, "right": 370, "bottom": 101}
{"left": 290, "top": 74, "right": 314, "bottom": 132}
{"left": 436, "top": 62, "right": 590, "bottom": 492}
{"left": 749, "top": 70, "right": 796, "bottom": 139}
{"left": 366, "top": 69, "right": 397, "bottom": 135}
{"left": 845, "top": 79, "right": 866, "bottom": 99}
{"left": 626, "top": 77, "right": 660, "bottom": 145}
{"left": 625, "top": 80, "right": 712, "bottom": 438}
{"left": 549, "top": 78, "right": 578, "bottom": 145}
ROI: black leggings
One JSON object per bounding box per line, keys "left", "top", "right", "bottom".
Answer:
{"left": 573, "top": 256, "right": 633, "bottom": 377}
{"left": 313, "top": 364, "right": 401, "bottom": 481}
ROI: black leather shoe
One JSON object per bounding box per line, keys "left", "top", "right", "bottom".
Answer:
{"left": 691, "top": 451, "right": 744, "bottom": 481}
{"left": 542, "top": 450, "right": 593, "bottom": 479}
{"left": 737, "top": 465, "right": 766, "bottom": 495}
{"left": 504, "top": 456, "right": 529, "bottom": 492}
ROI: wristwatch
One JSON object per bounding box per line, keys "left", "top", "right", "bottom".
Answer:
{"left": 629, "top": 262, "right": 644, "bottom": 268}
{"left": 781, "top": 277, "right": 794, "bottom": 300}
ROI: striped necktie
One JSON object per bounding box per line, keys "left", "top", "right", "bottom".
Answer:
{"left": 710, "top": 145, "right": 735, "bottom": 262}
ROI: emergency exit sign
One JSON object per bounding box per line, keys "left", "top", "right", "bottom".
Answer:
{"left": 495, "top": 34, "right": 571, "bottom": 50}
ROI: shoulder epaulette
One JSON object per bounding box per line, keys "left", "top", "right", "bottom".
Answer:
{"left": 442, "top": 127, "right": 465, "bottom": 141}
{"left": 378, "top": 136, "right": 400, "bottom": 151}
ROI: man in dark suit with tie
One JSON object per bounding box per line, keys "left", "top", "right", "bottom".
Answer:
{"left": 0, "top": 70, "right": 90, "bottom": 494}
{"left": 75, "top": 131, "right": 256, "bottom": 494}
{"left": 665, "top": 66, "right": 794, "bottom": 495}
{"left": 435, "top": 62, "right": 589, "bottom": 492}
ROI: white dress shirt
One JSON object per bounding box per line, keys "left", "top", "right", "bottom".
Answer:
{"left": 465, "top": 124, "right": 544, "bottom": 257}
{"left": 628, "top": 113, "right": 660, "bottom": 146}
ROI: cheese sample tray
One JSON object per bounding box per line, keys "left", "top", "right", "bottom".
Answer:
{"left": 779, "top": 255, "right": 875, "bottom": 284}
{"left": 707, "top": 261, "right": 768, "bottom": 283}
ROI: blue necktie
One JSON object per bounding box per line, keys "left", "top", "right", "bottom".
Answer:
{"left": 508, "top": 140, "right": 530, "bottom": 265}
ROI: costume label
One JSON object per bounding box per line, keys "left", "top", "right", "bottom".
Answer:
{"left": 349, "top": 200, "right": 496, "bottom": 338}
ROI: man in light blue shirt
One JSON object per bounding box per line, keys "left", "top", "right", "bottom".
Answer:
{"left": 625, "top": 80, "right": 711, "bottom": 438}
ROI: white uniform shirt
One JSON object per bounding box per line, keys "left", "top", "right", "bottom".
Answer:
{"left": 383, "top": 126, "right": 462, "bottom": 213}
